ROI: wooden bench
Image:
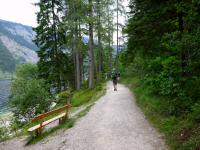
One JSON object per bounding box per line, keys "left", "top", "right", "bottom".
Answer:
{"left": 28, "top": 104, "right": 71, "bottom": 136}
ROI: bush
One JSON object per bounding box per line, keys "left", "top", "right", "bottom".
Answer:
{"left": 95, "top": 84, "right": 103, "bottom": 91}
{"left": 10, "top": 64, "right": 51, "bottom": 122}
{"left": 191, "top": 103, "right": 200, "bottom": 123}
{"left": 57, "top": 90, "right": 73, "bottom": 104}
{"left": 0, "top": 127, "right": 8, "bottom": 141}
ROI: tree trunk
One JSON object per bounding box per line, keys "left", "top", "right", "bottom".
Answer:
{"left": 88, "top": 0, "right": 95, "bottom": 89}
{"left": 116, "top": 0, "right": 119, "bottom": 70}
{"left": 52, "top": 0, "right": 61, "bottom": 92}
{"left": 97, "top": 0, "right": 103, "bottom": 81}
{"left": 78, "top": 21, "right": 83, "bottom": 86}
{"left": 74, "top": 20, "right": 81, "bottom": 90}
{"left": 177, "top": 0, "right": 187, "bottom": 77}
{"left": 107, "top": 0, "right": 112, "bottom": 74}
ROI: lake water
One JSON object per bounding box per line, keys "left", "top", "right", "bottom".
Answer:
{"left": 0, "top": 80, "right": 10, "bottom": 114}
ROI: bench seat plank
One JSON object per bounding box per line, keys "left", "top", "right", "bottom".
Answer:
{"left": 28, "top": 112, "right": 66, "bottom": 133}
{"left": 43, "top": 112, "right": 66, "bottom": 126}
{"left": 28, "top": 124, "right": 41, "bottom": 133}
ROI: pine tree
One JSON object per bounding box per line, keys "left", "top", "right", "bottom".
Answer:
{"left": 63, "top": 0, "right": 87, "bottom": 90}
{"left": 34, "top": 0, "right": 71, "bottom": 92}
{"left": 94, "top": 0, "right": 115, "bottom": 80}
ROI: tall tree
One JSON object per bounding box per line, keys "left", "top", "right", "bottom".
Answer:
{"left": 107, "top": 0, "right": 114, "bottom": 73}
{"left": 34, "top": 0, "right": 71, "bottom": 92}
{"left": 94, "top": 0, "right": 115, "bottom": 79}
{"left": 96, "top": 0, "right": 103, "bottom": 80}
{"left": 63, "top": 0, "right": 87, "bottom": 90}
{"left": 88, "top": 0, "right": 95, "bottom": 88}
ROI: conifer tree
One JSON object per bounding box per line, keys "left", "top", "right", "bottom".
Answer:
{"left": 34, "top": 0, "right": 71, "bottom": 92}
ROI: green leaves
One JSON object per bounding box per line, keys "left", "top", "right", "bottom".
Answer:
{"left": 34, "top": 0, "right": 73, "bottom": 92}
{"left": 10, "top": 64, "right": 51, "bottom": 122}
{"left": 122, "top": 0, "right": 200, "bottom": 116}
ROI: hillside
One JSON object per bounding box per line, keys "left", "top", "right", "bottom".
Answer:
{"left": 0, "top": 19, "right": 38, "bottom": 75}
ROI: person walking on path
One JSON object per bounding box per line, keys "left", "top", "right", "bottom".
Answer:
{"left": 111, "top": 68, "right": 120, "bottom": 91}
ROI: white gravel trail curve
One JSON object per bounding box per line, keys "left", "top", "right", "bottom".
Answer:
{"left": 0, "top": 82, "right": 167, "bottom": 150}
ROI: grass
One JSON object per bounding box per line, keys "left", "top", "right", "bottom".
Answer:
{"left": 71, "top": 84, "right": 105, "bottom": 107}
{"left": 122, "top": 77, "right": 200, "bottom": 150}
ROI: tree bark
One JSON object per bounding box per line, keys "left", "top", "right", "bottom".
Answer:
{"left": 88, "top": 0, "right": 95, "bottom": 89}
{"left": 74, "top": 20, "right": 81, "bottom": 90}
{"left": 116, "top": 0, "right": 119, "bottom": 70}
{"left": 71, "top": 2, "right": 81, "bottom": 90}
{"left": 52, "top": 0, "right": 62, "bottom": 92}
{"left": 97, "top": 0, "right": 103, "bottom": 81}
{"left": 107, "top": 0, "right": 112, "bottom": 74}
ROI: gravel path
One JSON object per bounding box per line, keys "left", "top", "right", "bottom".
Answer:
{"left": 0, "top": 82, "right": 168, "bottom": 150}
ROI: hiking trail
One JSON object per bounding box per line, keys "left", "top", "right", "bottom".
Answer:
{"left": 0, "top": 82, "right": 167, "bottom": 150}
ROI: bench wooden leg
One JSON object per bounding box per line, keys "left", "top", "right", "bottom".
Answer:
{"left": 36, "top": 127, "right": 43, "bottom": 136}
{"left": 59, "top": 116, "right": 68, "bottom": 124}
{"left": 59, "top": 118, "right": 62, "bottom": 124}
{"left": 59, "top": 117, "right": 64, "bottom": 124}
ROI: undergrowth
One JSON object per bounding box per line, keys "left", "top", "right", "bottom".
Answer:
{"left": 122, "top": 77, "right": 200, "bottom": 150}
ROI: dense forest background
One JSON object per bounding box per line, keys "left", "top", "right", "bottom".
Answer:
{"left": 34, "top": 0, "right": 125, "bottom": 91}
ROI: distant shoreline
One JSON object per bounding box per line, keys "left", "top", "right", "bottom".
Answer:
{"left": 0, "top": 78, "right": 11, "bottom": 81}
{"left": 0, "top": 80, "right": 11, "bottom": 122}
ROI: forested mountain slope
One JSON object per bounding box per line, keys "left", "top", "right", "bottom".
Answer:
{"left": 0, "top": 19, "right": 38, "bottom": 74}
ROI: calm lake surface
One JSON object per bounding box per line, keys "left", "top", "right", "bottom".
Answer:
{"left": 0, "top": 80, "right": 10, "bottom": 114}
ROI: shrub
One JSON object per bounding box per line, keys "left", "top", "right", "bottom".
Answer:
{"left": 0, "top": 127, "right": 8, "bottom": 141}
{"left": 191, "top": 103, "right": 200, "bottom": 123}
{"left": 10, "top": 64, "right": 51, "bottom": 122}
{"left": 57, "top": 90, "right": 73, "bottom": 104}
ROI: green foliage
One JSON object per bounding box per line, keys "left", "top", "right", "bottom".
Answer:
{"left": 121, "top": 0, "right": 200, "bottom": 148}
{"left": 26, "top": 82, "right": 105, "bottom": 144}
{"left": 34, "top": 0, "right": 73, "bottom": 92}
{"left": 0, "top": 127, "right": 8, "bottom": 141}
{"left": 122, "top": 77, "right": 200, "bottom": 150}
{"left": 122, "top": 0, "right": 200, "bottom": 116}
{"left": 10, "top": 64, "right": 51, "bottom": 122}
{"left": 190, "top": 103, "right": 200, "bottom": 123}
{"left": 15, "top": 64, "right": 38, "bottom": 79}
{"left": 34, "top": 0, "right": 116, "bottom": 90}
{"left": 57, "top": 90, "right": 73, "bottom": 104}
{"left": 71, "top": 89, "right": 95, "bottom": 107}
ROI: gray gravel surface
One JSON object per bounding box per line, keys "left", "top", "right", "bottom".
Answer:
{"left": 0, "top": 82, "right": 168, "bottom": 150}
